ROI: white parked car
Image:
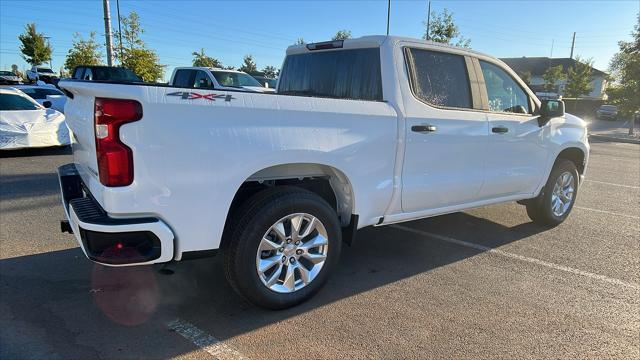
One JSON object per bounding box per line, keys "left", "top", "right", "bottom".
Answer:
{"left": 26, "top": 65, "right": 58, "bottom": 84}
{"left": 0, "top": 70, "right": 21, "bottom": 85}
{"left": 11, "top": 85, "right": 66, "bottom": 113}
{"left": 169, "top": 67, "right": 275, "bottom": 93}
{"left": 0, "top": 87, "right": 69, "bottom": 149}
{"left": 57, "top": 36, "right": 589, "bottom": 309}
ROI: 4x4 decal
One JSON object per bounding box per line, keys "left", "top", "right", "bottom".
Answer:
{"left": 167, "top": 91, "right": 234, "bottom": 102}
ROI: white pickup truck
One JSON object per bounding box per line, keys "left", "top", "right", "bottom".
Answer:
{"left": 57, "top": 36, "right": 589, "bottom": 309}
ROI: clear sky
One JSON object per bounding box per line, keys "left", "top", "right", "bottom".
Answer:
{"left": 1, "top": 0, "right": 638, "bottom": 80}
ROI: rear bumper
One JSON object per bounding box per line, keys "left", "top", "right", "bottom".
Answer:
{"left": 58, "top": 163, "right": 174, "bottom": 266}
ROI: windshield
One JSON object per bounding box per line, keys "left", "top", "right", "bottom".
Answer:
{"left": 600, "top": 105, "right": 617, "bottom": 111}
{"left": 0, "top": 71, "right": 14, "bottom": 76}
{"left": 17, "top": 87, "right": 64, "bottom": 100}
{"left": 0, "top": 93, "right": 41, "bottom": 110}
{"left": 37, "top": 68, "right": 54, "bottom": 74}
{"left": 211, "top": 71, "right": 262, "bottom": 87}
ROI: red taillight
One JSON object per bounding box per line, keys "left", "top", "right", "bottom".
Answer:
{"left": 94, "top": 98, "right": 142, "bottom": 187}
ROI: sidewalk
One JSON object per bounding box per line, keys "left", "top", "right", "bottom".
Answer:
{"left": 587, "top": 118, "right": 640, "bottom": 144}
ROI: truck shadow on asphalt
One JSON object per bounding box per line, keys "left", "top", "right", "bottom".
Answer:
{"left": 0, "top": 173, "right": 61, "bottom": 201}
{"left": 0, "top": 210, "right": 546, "bottom": 358}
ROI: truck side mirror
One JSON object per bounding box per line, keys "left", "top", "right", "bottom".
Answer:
{"left": 538, "top": 99, "right": 564, "bottom": 127}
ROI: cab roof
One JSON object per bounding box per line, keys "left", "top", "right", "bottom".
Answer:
{"left": 286, "top": 35, "right": 494, "bottom": 59}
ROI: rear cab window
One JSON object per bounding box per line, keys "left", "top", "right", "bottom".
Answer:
{"left": 278, "top": 48, "right": 383, "bottom": 101}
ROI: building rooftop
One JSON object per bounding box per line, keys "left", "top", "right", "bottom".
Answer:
{"left": 500, "top": 57, "right": 607, "bottom": 77}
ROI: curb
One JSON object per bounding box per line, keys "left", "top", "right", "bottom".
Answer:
{"left": 588, "top": 133, "right": 640, "bottom": 145}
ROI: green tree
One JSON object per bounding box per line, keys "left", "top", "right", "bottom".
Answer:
{"left": 542, "top": 65, "right": 565, "bottom": 92}
{"left": 262, "top": 66, "right": 278, "bottom": 79}
{"left": 295, "top": 37, "right": 306, "bottom": 45}
{"left": 64, "top": 32, "right": 103, "bottom": 74}
{"left": 192, "top": 48, "right": 222, "bottom": 68}
{"left": 423, "top": 8, "right": 470, "bottom": 48}
{"left": 607, "top": 14, "right": 639, "bottom": 117}
{"left": 114, "top": 12, "right": 163, "bottom": 81}
{"left": 239, "top": 55, "right": 257, "bottom": 74}
{"left": 223, "top": 65, "right": 236, "bottom": 70}
{"left": 564, "top": 56, "right": 594, "bottom": 98}
{"left": 18, "top": 23, "right": 52, "bottom": 65}
{"left": 332, "top": 30, "right": 352, "bottom": 40}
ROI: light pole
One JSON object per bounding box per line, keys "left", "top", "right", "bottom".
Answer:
{"left": 425, "top": 1, "right": 431, "bottom": 41}
{"left": 116, "top": 0, "right": 124, "bottom": 62}
{"left": 103, "top": 0, "right": 114, "bottom": 66}
{"left": 386, "top": 0, "right": 391, "bottom": 36}
{"left": 44, "top": 36, "right": 52, "bottom": 68}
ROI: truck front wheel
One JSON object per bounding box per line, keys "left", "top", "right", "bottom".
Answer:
{"left": 223, "top": 186, "right": 342, "bottom": 309}
{"left": 526, "top": 159, "right": 579, "bottom": 227}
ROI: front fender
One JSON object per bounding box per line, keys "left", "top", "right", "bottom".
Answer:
{"left": 534, "top": 113, "right": 589, "bottom": 196}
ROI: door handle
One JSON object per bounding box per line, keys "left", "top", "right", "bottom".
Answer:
{"left": 492, "top": 126, "right": 509, "bottom": 134}
{"left": 411, "top": 124, "right": 437, "bottom": 133}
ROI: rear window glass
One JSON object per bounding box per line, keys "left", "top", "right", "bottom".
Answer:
{"left": 405, "top": 48, "right": 472, "bottom": 109}
{"left": 0, "top": 94, "right": 40, "bottom": 110}
{"left": 92, "top": 68, "right": 142, "bottom": 82}
{"left": 278, "top": 48, "right": 383, "bottom": 101}
{"left": 19, "top": 88, "right": 64, "bottom": 99}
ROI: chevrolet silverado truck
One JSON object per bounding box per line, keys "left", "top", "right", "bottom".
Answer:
{"left": 57, "top": 36, "right": 589, "bottom": 309}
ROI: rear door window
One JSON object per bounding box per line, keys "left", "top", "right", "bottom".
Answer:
{"left": 173, "top": 70, "right": 194, "bottom": 88}
{"left": 405, "top": 48, "right": 472, "bottom": 109}
{"left": 73, "top": 68, "right": 84, "bottom": 79}
{"left": 83, "top": 68, "right": 93, "bottom": 80}
{"left": 193, "top": 71, "right": 213, "bottom": 88}
{"left": 278, "top": 48, "right": 383, "bottom": 101}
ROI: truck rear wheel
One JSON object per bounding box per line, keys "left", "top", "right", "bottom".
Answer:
{"left": 223, "top": 186, "right": 342, "bottom": 309}
{"left": 526, "top": 159, "right": 579, "bottom": 227}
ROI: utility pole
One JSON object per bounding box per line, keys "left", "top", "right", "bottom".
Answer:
{"left": 386, "top": 0, "right": 391, "bottom": 36}
{"left": 44, "top": 36, "right": 52, "bottom": 68}
{"left": 569, "top": 32, "right": 576, "bottom": 59}
{"left": 103, "top": 0, "right": 114, "bottom": 66}
{"left": 425, "top": 0, "right": 431, "bottom": 40}
{"left": 550, "top": 39, "right": 554, "bottom": 58}
{"left": 116, "top": 0, "right": 124, "bottom": 62}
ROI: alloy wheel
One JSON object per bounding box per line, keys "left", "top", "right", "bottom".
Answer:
{"left": 256, "top": 213, "right": 329, "bottom": 293}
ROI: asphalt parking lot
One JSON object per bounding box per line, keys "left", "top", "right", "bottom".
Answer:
{"left": 1, "top": 133, "right": 638, "bottom": 359}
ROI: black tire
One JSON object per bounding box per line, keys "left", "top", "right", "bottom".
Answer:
{"left": 526, "top": 159, "right": 579, "bottom": 227}
{"left": 223, "top": 186, "right": 342, "bottom": 309}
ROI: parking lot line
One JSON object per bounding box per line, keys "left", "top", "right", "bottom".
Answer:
{"left": 392, "top": 225, "right": 640, "bottom": 290}
{"left": 584, "top": 179, "right": 640, "bottom": 189}
{"left": 168, "top": 319, "right": 246, "bottom": 359}
{"left": 574, "top": 206, "right": 640, "bottom": 219}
